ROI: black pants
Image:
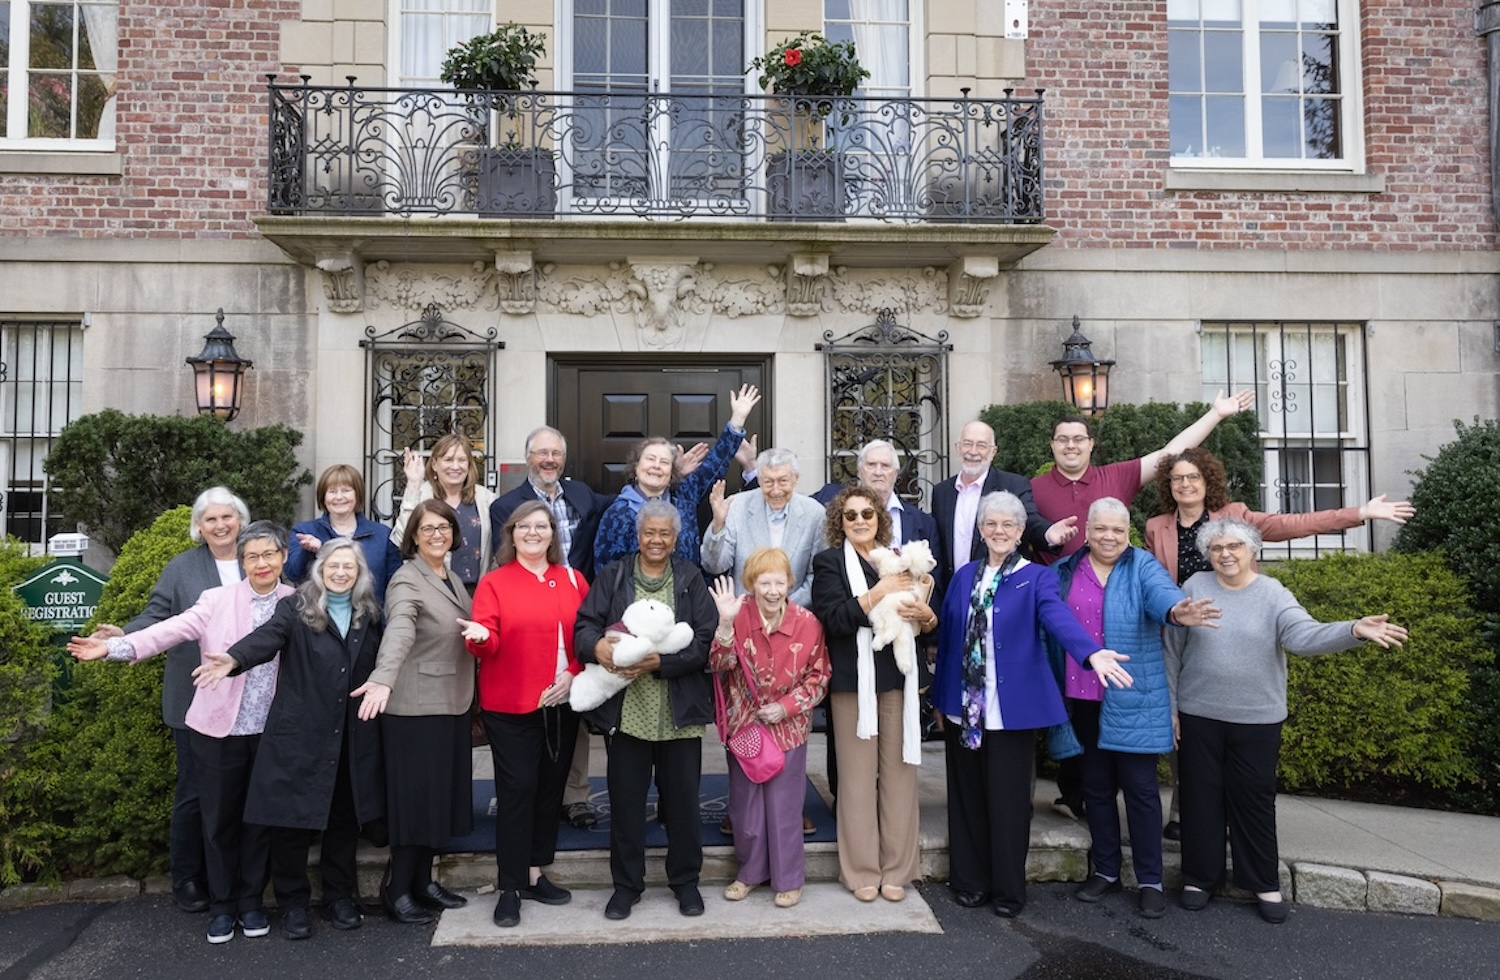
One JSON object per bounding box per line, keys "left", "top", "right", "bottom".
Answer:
{"left": 189, "top": 731, "right": 271, "bottom": 917}
{"left": 943, "top": 724, "right": 1035, "bottom": 915}
{"left": 268, "top": 746, "right": 362, "bottom": 909}
{"left": 1073, "top": 700, "right": 1164, "bottom": 885}
{"left": 604, "top": 732, "right": 702, "bottom": 895}
{"left": 170, "top": 726, "right": 207, "bottom": 890}
{"left": 1177, "top": 713, "right": 1283, "bottom": 894}
{"left": 482, "top": 707, "right": 578, "bottom": 890}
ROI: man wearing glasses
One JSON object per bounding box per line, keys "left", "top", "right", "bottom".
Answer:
{"left": 1031, "top": 391, "right": 1255, "bottom": 565}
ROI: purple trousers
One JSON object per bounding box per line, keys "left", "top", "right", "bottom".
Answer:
{"left": 728, "top": 742, "right": 808, "bottom": 892}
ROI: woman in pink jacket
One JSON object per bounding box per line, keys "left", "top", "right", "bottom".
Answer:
{"left": 69, "top": 521, "right": 294, "bottom": 946}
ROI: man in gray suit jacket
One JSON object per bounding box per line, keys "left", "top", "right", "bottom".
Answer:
{"left": 701, "top": 447, "right": 826, "bottom": 606}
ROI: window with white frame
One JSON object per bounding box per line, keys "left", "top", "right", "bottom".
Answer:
{"left": 392, "top": 0, "right": 492, "bottom": 87}
{"left": 0, "top": 320, "right": 84, "bottom": 548}
{"left": 823, "top": 0, "right": 913, "bottom": 99}
{"left": 1, "top": 0, "right": 118, "bottom": 146}
{"left": 1168, "top": 0, "right": 1358, "bottom": 168}
{"left": 1199, "top": 321, "right": 1370, "bottom": 557}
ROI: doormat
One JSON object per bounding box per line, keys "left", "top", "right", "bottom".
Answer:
{"left": 437, "top": 774, "right": 835, "bottom": 854}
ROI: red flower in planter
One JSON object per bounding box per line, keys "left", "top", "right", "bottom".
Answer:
{"left": 784, "top": 48, "right": 803, "bottom": 68}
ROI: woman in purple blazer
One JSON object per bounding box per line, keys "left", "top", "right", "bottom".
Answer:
{"left": 930, "top": 491, "right": 1132, "bottom": 919}
{"left": 69, "top": 521, "right": 294, "bottom": 946}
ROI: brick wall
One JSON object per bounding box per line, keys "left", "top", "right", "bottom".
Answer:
{"left": 1026, "top": 0, "right": 1494, "bottom": 248}
{"left": 0, "top": 1, "right": 302, "bottom": 238}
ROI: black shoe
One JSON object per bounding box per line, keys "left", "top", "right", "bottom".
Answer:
{"left": 174, "top": 880, "right": 210, "bottom": 914}
{"left": 492, "top": 890, "right": 521, "bottom": 928}
{"left": 238, "top": 908, "right": 270, "bottom": 938}
{"left": 1257, "top": 897, "right": 1291, "bottom": 924}
{"left": 383, "top": 892, "right": 435, "bottom": 925}
{"left": 520, "top": 874, "right": 572, "bottom": 905}
{"left": 952, "top": 889, "right": 991, "bottom": 909}
{"left": 564, "top": 802, "right": 597, "bottom": 828}
{"left": 281, "top": 907, "right": 312, "bottom": 940}
{"left": 673, "top": 884, "right": 705, "bottom": 916}
{"left": 1074, "top": 874, "right": 1122, "bottom": 904}
{"left": 1179, "top": 887, "right": 1212, "bottom": 911}
{"left": 605, "top": 889, "right": 640, "bottom": 920}
{"left": 992, "top": 900, "right": 1024, "bottom": 919}
{"left": 415, "top": 881, "right": 468, "bottom": 910}
{"left": 1163, "top": 821, "right": 1182, "bottom": 841}
{"left": 1051, "top": 795, "right": 1086, "bottom": 821}
{"left": 206, "top": 914, "right": 235, "bottom": 944}
{"left": 1138, "top": 888, "right": 1167, "bottom": 919}
{"left": 326, "top": 897, "right": 363, "bottom": 930}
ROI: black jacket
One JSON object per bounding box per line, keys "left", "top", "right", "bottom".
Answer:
{"left": 230, "top": 599, "right": 385, "bottom": 830}
{"left": 930, "top": 468, "right": 1054, "bottom": 590}
{"left": 573, "top": 555, "right": 716, "bottom": 735}
{"left": 490, "top": 478, "right": 610, "bottom": 581}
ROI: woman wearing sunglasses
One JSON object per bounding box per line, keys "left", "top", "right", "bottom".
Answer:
{"left": 809, "top": 485, "right": 935, "bottom": 904}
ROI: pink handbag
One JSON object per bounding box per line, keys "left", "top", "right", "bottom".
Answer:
{"left": 714, "top": 646, "right": 785, "bottom": 784}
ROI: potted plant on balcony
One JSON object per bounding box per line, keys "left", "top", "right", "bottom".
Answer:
{"left": 440, "top": 22, "right": 555, "bottom": 218}
{"left": 747, "top": 31, "right": 869, "bottom": 221}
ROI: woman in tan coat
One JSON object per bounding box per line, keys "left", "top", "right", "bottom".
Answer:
{"left": 354, "top": 499, "right": 476, "bottom": 925}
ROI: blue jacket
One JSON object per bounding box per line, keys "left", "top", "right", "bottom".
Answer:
{"left": 286, "top": 513, "right": 404, "bottom": 606}
{"left": 931, "top": 559, "right": 1102, "bottom": 731}
{"left": 1052, "top": 546, "right": 1183, "bottom": 755}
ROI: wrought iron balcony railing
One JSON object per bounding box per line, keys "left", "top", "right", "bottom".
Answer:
{"left": 267, "top": 78, "right": 1045, "bottom": 223}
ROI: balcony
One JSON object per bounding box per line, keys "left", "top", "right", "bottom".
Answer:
{"left": 257, "top": 79, "right": 1055, "bottom": 268}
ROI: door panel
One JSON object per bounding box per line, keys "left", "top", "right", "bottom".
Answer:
{"left": 552, "top": 356, "right": 769, "bottom": 495}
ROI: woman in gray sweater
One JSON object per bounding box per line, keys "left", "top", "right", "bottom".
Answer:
{"left": 1163, "top": 517, "right": 1407, "bottom": 924}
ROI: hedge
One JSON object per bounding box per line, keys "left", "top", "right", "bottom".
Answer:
{"left": 0, "top": 540, "right": 58, "bottom": 885}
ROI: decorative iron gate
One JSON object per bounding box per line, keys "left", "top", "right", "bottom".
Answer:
{"left": 817, "top": 311, "right": 951, "bottom": 508}
{"left": 362, "top": 304, "right": 503, "bottom": 522}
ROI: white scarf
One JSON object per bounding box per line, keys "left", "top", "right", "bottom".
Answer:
{"left": 843, "top": 539, "right": 921, "bottom": 766}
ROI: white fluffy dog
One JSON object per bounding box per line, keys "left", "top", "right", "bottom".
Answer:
{"left": 866, "top": 539, "right": 937, "bottom": 677}
{"left": 569, "top": 598, "right": 696, "bottom": 713}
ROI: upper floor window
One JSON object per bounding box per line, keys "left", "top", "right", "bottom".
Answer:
{"left": 1, "top": 0, "right": 118, "bottom": 146}
{"left": 824, "top": 0, "right": 913, "bottom": 98}
{"left": 393, "top": 0, "right": 491, "bottom": 87}
{"left": 1168, "top": 0, "right": 1359, "bottom": 169}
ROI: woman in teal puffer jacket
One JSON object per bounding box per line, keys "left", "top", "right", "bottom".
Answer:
{"left": 1050, "top": 497, "right": 1218, "bottom": 919}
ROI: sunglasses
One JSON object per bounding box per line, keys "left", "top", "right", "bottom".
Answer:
{"left": 842, "top": 508, "right": 877, "bottom": 522}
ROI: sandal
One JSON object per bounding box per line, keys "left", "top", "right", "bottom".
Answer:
{"left": 774, "top": 889, "right": 801, "bottom": 908}
{"left": 723, "top": 880, "right": 757, "bottom": 901}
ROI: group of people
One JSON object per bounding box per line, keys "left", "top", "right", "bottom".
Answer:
{"left": 70, "top": 381, "right": 1416, "bottom": 942}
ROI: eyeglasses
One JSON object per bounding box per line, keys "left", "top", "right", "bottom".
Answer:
{"left": 1052, "top": 435, "right": 1093, "bottom": 446}
{"left": 514, "top": 523, "right": 551, "bottom": 534}
{"left": 957, "top": 439, "right": 993, "bottom": 452}
{"left": 242, "top": 550, "right": 282, "bottom": 566}
{"left": 980, "top": 520, "right": 1022, "bottom": 533}
{"left": 417, "top": 524, "right": 452, "bottom": 537}
{"left": 528, "top": 449, "right": 564, "bottom": 459}
{"left": 842, "top": 508, "right": 877, "bottom": 522}
{"left": 1207, "top": 541, "right": 1247, "bottom": 555}
{"left": 1170, "top": 473, "right": 1204, "bottom": 485}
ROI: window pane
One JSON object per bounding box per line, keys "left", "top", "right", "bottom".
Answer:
{"left": 1304, "top": 97, "right": 1340, "bottom": 158}
{"left": 1261, "top": 95, "right": 1300, "bottom": 157}
{"left": 1204, "top": 94, "right": 1245, "bottom": 156}
{"left": 1168, "top": 29, "right": 1202, "bottom": 90}
{"left": 1202, "top": 32, "right": 1242, "bottom": 92}
{"left": 1302, "top": 30, "right": 1336, "bottom": 93}
{"left": 1169, "top": 94, "right": 1205, "bottom": 155}
{"left": 1260, "top": 30, "right": 1298, "bottom": 92}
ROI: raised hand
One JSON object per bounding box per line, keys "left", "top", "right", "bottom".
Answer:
{"left": 295, "top": 532, "right": 323, "bottom": 554}
{"left": 1213, "top": 388, "right": 1256, "bottom": 418}
{"left": 710, "top": 574, "right": 743, "bottom": 624}
{"left": 728, "top": 383, "right": 762, "bottom": 429}
{"left": 709, "top": 480, "right": 731, "bottom": 532}
{"left": 1360, "top": 494, "right": 1415, "bottom": 525}
{"left": 1170, "top": 596, "right": 1221, "bottom": 628}
{"left": 1045, "top": 515, "right": 1079, "bottom": 547}
{"left": 734, "top": 434, "right": 759, "bottom": 474}
{"left": 676, "top": 441, "right": 709, "bottom": 477}
{"left": 402, "top": 446, "right": 425, "bottom": 487}
{"left": 1353, "top": 614, "right": 1408, "bottom": 649}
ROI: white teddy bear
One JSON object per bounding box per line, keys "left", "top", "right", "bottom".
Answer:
{"left": 866, "top": 539, "right": 937, "bottom": 677}
{"left": 569, "top": 598, "right": 696, "bottom": 713}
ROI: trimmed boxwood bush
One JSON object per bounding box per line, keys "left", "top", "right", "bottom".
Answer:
{"left": 0, "top": 539, "right": 58, "bottom": 885}
{"left": 29, "top": 507, "right": 195, "bottom": 879}
{"left": 1270, "top": 551, "right": 1490, "bottom": 798}
{"left": 980, "top": 399, "right": 1260, "bottom": 531}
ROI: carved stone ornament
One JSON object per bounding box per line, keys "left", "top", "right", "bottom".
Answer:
{"left": 626, "top": 260, "right": 699, "bottom": 348}
{"left": 828, "top": 266, "right": 948, "bottom": 316}
{"left": 946, "top": 256, "right": 1000, "bottom": 318}
{"left": 314, "top": 250, "right": 364, "bottom": 314}
{"left": 365, "top": 260, "right": 494, "bottom": 312}
{"left": 784, "top": 252, "right": 832, "bottom": 316}
{"left": 493, "top": 249, "right": 536, "bottom": 315}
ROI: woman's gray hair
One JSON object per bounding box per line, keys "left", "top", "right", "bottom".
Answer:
{"left": 189, "top": 486, "right": 251, "bottom": 543}
{"left": 237, "top": 520, "right": 288, "bottom": 558}
{"left": 976, "top": 490, "right": 1027, "bottom": 529}
{"left": 756, "top": 447, "right": 800, "bottom": 475}
{"left": 296, "top": 538, "right": 380, "bottom": 632}
{"left": 1196, "top": 516, "right": 1263, "bottom": 556}
{"left": 1087, "top": 496, "right": 1131, "bottom": 525}
{"left": 636, "top": 498, "right": 682, "bottom": 537}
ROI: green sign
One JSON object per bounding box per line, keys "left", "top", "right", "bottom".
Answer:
{"left": 12, "top": 557, "right": 110, "bottom": 632}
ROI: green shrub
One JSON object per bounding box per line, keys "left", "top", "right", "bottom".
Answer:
{"left": 1269, "top": 551, "right": 1490, "bottom": 798}
{"left": 0, "top": 539, "right": 59, "bottom": 885}
{"left": 43, "top": 409, "right": 312, "bottom": 554}
{"left": 980, "top": 399, "right": 1260, "bottom": 531}
{"left": 33, "top": 508, "right": 195, "bottom": 879}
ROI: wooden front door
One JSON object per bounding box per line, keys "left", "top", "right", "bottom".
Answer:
{"left": 551, "top": 356, "right": 770, "bottom": 494}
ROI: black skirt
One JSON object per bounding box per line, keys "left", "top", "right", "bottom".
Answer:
{"left": 379, "top": 713, "right": 474, "bottom": 847}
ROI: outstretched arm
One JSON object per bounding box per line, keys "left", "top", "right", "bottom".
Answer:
{"left": 1138, "top": 389, "right": 1255, "bottom": 484}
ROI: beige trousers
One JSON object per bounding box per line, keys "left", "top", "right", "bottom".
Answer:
{"left": 830, "top": 689, "right": 921, "bottom": 892}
